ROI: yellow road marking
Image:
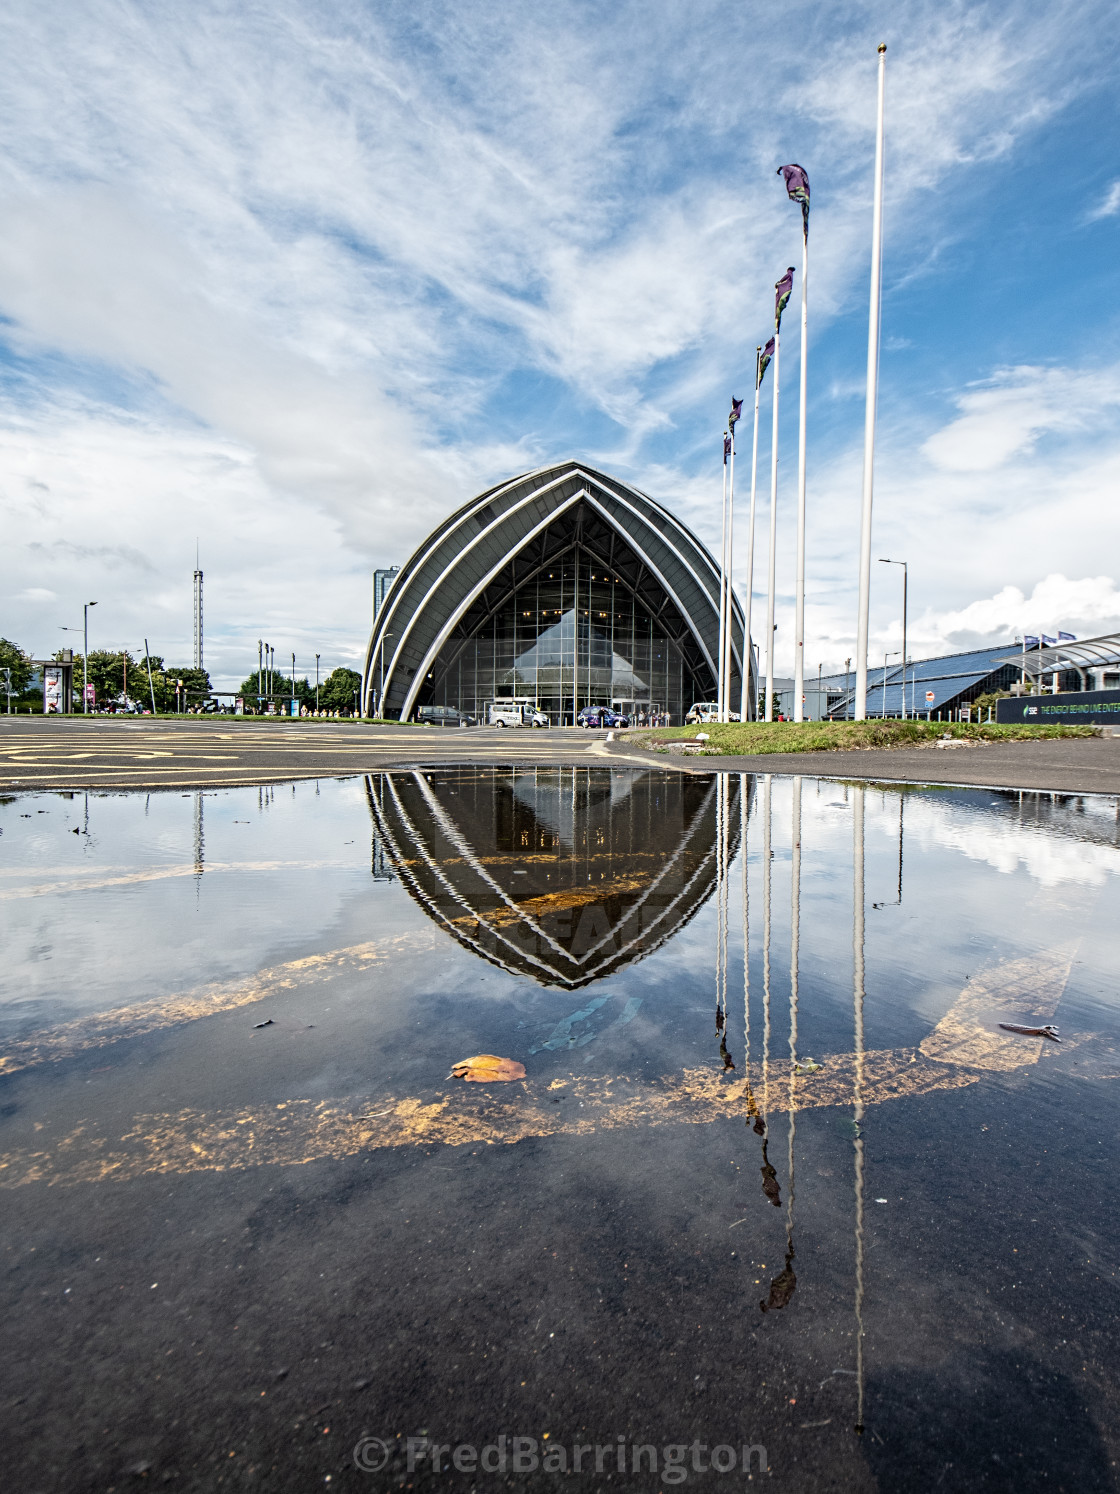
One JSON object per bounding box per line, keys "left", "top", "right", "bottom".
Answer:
{"left": 0, "top": 931, "right": 439, "bottom": 1078}
{"left": 0, "top": 1048, "right": 983, "bottom": 1189}
{"left": 920, "top": 946, "right": 1076, "bottom": 1071}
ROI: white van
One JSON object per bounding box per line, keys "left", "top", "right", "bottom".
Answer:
{"left": 487, "top": 699, "right": 550, "bottom": 728}
{"left": 685, "top": 702, "right": 741, "bottom": 724}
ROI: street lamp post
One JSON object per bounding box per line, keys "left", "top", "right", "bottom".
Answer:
{"left": 845, "top": 655, "right": 852, "bottom": 720}
{"left": 291, "top": 652, "right": 296, "bottom": 717}
{"left": 315, "top": 654, "right": 320, "bottom": 713}
{"left": 83, "top": 601, "right": 98, "bottom": 714}
{"left": 258, "top": 639, "right": 263, "bottom": 710}
{"left": 882, "top": 649, "right": 901, "bottom": 718}
{"left": 878, "top": 559, "right": 908, "bottom": 718}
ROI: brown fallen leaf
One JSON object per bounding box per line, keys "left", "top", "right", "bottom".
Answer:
{"left": 450, "top": 1054, "right": 527, "bottom": 1083}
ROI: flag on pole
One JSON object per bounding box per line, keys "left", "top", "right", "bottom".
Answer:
{"left": 1023, "top": 636, "right": 1040, "bottom": 650}
{"left": 759, "top": 336, "right": 775, "bottom": 384}
{"left": 774, "top": 267, "right": 795, "bottom": 330}
{"left": 778, "top": 164, "right": 810, "bottom": 238}
{"left": 1058, "top": 631, "right": 1076, "bottom": 641}
{"left": 724, "top": 434, "right": 732, "bottom": 464}
{"left": 729, "top": 397, "right": 743, "bottom": 431}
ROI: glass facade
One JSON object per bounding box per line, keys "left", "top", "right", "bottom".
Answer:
{"left": 419, "top": 548, "right": 700, "bottom": 725}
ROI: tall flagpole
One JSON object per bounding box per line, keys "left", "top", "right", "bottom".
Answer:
{"left": 742, "top": 349, "right": 762, "bottom": 720}
{"left": 723, "top": 426, "right": 737, "bottom": 722}
{"left": 765, "top": 331, "right": 781, "bottom": 721}
{"left": 717, "top": 435, "right": 729, "bottom": 720}
{"left": 793, "top": 225, "right": 809, "bottom": 721}
{"left": 854, "top": 44, "right": 887, "bottom": 721}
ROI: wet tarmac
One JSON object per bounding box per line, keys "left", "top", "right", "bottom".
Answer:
{"left": 2, "top": 769, "right": 1119, "bottom": 1492}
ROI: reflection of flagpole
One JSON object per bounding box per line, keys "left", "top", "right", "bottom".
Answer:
{"left": 762, "top": 775, "right": 773, "bottom": 1115}
{"left": 853, "top": 784, "right": 867, "bottom": 1435}
{"left": 718, "top": 438, "right": 729, "bottom": 721}
{"left": 854, "top": 44, "right": 887, "bottom": 721}
{"left": 716, "top": 775, "right": 728, "bottom": 1032}
{"left": 765, "top": 333, "right": 781, "bottom": 721}
{"left": 787, "top": 774, "right": 802, "bottom": 1239}
{"left": 742, "top": 771, "right": 750, "bottom": 1069}
{"left": 743, "top": 350, "right": 762, "bottom": 721}
{"left": 793, "top": 228, "right": 808, "bottom": 722}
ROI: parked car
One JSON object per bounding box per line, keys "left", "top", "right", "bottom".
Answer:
{"left": 416, "top": 704, "right": 476, "bottom": 727}
{"left": 577, "top": 706, "right": 629, "bottom": 729}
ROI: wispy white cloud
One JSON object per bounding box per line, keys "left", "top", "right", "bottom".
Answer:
{"left": 0, "top": 0, "right": 1117, "bottom": 686}
{"left": 920, "top": 364, "right": 1120, "bottom": 472}
{"left": 1088, "top": 179, "right": 1120, "bottom": 220}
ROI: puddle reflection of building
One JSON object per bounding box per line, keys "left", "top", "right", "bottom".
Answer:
{"left": 365, "top": 767, "right": 746, "bottom": 988}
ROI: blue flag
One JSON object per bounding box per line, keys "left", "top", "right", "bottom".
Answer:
{"left": 1058, "top": 631, "right": 1076, "bottom": 641}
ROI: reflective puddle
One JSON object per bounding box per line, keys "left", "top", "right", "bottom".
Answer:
{"left": 2, "top": 769, "right": 1119, "bottom": 1491}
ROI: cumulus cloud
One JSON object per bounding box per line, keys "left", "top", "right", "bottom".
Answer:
{"left": 920, "top": 574, "right": 1120, "bottom": 649}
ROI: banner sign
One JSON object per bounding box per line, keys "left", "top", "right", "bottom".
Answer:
{"left": 44, "top": 666, "right": 64, "bottom": 714}
{"left": 996, "top": 689, "right": 1120, "bottom": 726}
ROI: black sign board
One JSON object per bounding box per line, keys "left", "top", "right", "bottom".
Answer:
{"left": 995, "top": 689, "right": 1120, "bottom": 726}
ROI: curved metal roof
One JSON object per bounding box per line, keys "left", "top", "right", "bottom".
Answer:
{"left": 361, "top": 460, "right": 750, "bottom": 718}
{"left": 996, "top": 631, "right": 1120, "bottom": 679}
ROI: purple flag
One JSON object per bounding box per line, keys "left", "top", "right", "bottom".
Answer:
{"left": 1023, "top": 636, "right": 1039, "bottom": 650}
{"left": 774, "top": 267, "right": 795, "bottom": 331}
{"left": 759, "top": 336, "right": 775, "bottom": 384}
{"left": 778, "top": 164, "right": 810, "bottom": 238}
{"left": 729, "top": 397, "right": 743, "bottom": 429}
{"left": 1058, "top": 631, "right": 1076, "bottom": 641}
{"left": 723, "top": 434, "right": 732, "bottom": 464}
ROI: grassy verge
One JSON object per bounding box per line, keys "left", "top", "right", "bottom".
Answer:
{"left": 626, "top": 719, "right": 1098, "bottom": 756}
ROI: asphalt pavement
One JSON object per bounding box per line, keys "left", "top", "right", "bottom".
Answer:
{"left": 3, "top": 716, "right": 1120, "bottom": 795}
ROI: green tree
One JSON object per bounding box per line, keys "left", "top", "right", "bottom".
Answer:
{"left": 119, "top": 654, "right": 210, "bottom": 712}
{"left": 319, "top": 667, "right": 362, "bottom": 713}
{"left": 0, "top": 638, "right": 32, "bottom": 698}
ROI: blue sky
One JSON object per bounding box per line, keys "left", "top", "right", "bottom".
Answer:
{"left": 2, "top": 0, "right": 1120, "bottom": 690}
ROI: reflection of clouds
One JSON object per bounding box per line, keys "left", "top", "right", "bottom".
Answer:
{"left": 0, "top": 782, "right": 397, "bottom": 1023}
{"left": 900, "top": 798, "right": 1118, "bottom": 889}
